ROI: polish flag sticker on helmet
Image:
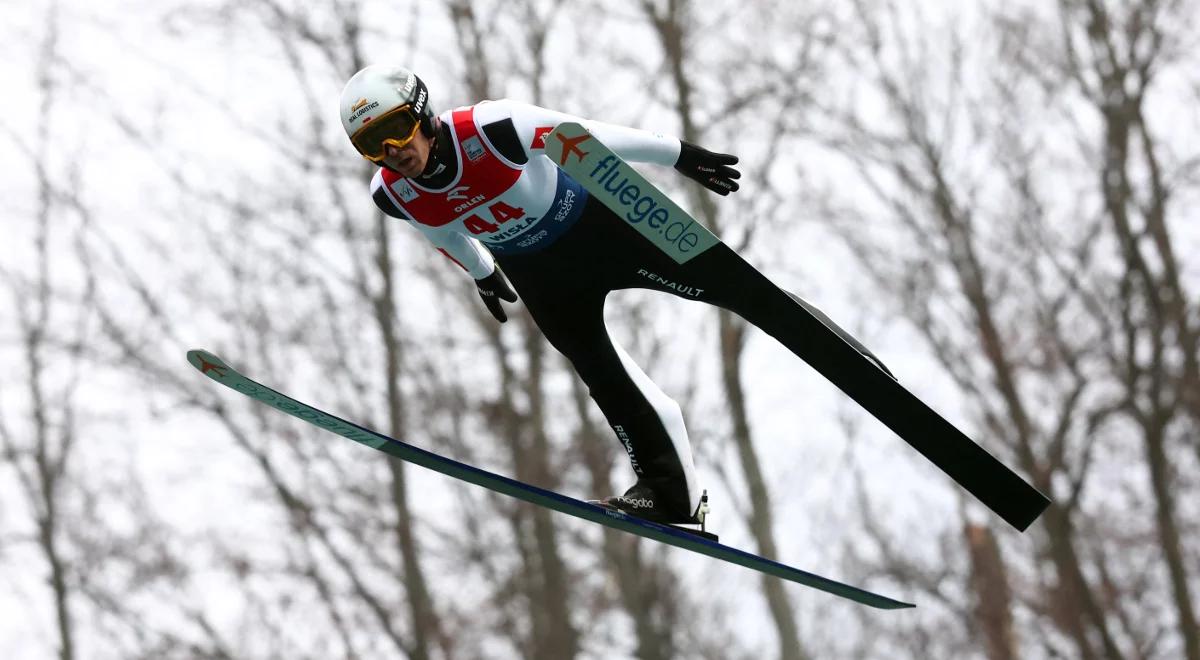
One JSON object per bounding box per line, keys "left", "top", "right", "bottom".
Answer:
{"left": 463, "top": 136, "right": 486, "bottom": 162}
{"left": 391, "top": 178, "right": 419, "bottom": 202}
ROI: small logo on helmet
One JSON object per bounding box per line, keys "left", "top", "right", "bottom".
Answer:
{"left": 350, "top": 100, "right": 380, "bottom": 123}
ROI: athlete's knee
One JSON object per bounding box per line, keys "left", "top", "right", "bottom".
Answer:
{"left": 583, "top": 372, "right": 648, "bottom": 409}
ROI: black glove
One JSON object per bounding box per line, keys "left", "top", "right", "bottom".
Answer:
{"left": 476, "top": 267, "right": 518, "bottom": 322}
{"left": 674, "top": 141, "right": 741, "bottom": 195}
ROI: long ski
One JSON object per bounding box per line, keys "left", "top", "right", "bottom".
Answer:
{"left": 187, "top": 349, "right": 913, "bottom": 610}
{"left": 544, "top": 122, "right": 1050, "bottom": 531}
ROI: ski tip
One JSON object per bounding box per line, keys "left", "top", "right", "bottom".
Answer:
{"left": 186, "top": 349, "right": 234, "bottom": 382}
{"left": 551, "top": 120, "right": 587, "bottom": 133}
{"left": 1005, "top": 493, "right": 1052, "bottom": 532}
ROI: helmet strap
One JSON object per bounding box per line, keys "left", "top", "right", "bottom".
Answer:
{"left": 418, "top": 119, "right": 455, "bottom": 184}
{"left": 419, "top": 113, "right": 438, "bottom": 138}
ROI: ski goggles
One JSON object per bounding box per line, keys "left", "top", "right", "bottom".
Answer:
{"left": 350, "top": 104, "right": 422, "bottom": 162}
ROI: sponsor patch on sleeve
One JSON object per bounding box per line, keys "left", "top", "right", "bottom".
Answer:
{"left": 531, "top": 126, "right": 553, "bottom": 149}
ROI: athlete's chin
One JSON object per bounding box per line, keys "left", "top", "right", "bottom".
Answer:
{"left": 397, "top": 161, "right": 422, "bottom": 177}
{"left": 383, "top": 157, "right": 419, "bottom": 177}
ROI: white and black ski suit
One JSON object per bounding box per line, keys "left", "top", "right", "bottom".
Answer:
{"left": 369, "top": 99, "right": 879, "bottom": 521}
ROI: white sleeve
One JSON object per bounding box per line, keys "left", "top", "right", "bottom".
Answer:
{"left": 497, "top": 99, "right": 682, "bottom": 167}
{"left": 411, "top": 224, "right": 496, "bottom": 279}
{"left": 369, "top": 170, "right": 496, "bottom": 279}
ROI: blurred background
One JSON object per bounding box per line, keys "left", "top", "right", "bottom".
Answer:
{"left": 2, "top": 0, "right": 1198, "bottom": 658}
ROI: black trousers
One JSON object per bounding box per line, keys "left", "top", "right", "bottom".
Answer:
{"left": 496, "top": 196, "right": 881, "bottom": 519}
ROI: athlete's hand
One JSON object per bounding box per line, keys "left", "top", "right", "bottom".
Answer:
{"left": 476, "top": 267, "right": 518, "bottom": 323}
{"left": 674, "top": 141, "right": 740, "bottom": 195}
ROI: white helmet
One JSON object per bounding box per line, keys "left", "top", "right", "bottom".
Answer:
{"left": 338, "top": 65, "right": 435, "bottom": 162}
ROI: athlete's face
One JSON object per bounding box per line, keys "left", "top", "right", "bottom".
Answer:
{"left": 382, "top": 128, "right": 431, "bottom": 178}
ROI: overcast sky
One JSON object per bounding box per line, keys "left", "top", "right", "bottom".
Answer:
{"left": 3, "top": 0, "right": 1199, "bottom": 657}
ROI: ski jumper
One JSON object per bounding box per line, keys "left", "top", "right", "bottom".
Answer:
{"left": 370, "top": 100, "right": 876, "bottom": 520}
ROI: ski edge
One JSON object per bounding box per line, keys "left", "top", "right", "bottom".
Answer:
{"left": 186, "top": 348, "right": 914, "bottom": 610}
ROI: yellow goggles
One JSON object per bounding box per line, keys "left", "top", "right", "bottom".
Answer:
{"left": 350, "top": 104, "right": 422, "bottom": 163}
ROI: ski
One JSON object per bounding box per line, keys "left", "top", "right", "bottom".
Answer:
{"left": 545, "top": 122, "right": 1051, "bottom": 532}
{"left": 187, "top": 349, "right": 913, "bottom": 610}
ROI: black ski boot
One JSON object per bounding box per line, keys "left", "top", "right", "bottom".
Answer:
{"left": 591, "top": 483, "right": 717, "bottom": 541}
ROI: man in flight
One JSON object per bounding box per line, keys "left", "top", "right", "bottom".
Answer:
{"left": 340, "top": 64, "right": 887, "bottom": 527}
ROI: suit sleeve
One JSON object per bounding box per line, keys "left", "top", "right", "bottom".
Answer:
{"left": 370, "top": 170, "right": 497, "bottom": 279}
{"left": 498, "top": 99, "right": 682, "bottom": 167}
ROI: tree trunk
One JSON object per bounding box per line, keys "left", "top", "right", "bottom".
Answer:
{"left": 644, "top": 1, "right": 808, "bottom": 656}
{"left": 964, "top": 523, "right": 1016, "bottom": 660}
{"left": 573, "top": 375, "right": 682, "bottom": 660}
{"left": 375, "top": 212, "right": 443, "bottom": 660}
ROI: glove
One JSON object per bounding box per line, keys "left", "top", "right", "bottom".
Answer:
{"left": 674, "top": 141, "right": 741, "bottom": 195}
{"left": 476, "top": 267, "right": 518, "bottom": 322}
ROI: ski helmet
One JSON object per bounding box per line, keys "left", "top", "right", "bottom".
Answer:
{"left": 339, "top": 65, "right": 436, "bottom": 162}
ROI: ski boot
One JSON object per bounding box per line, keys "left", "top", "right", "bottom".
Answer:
{"left": 591, "top": 483, "right": 717, "bottom": 542}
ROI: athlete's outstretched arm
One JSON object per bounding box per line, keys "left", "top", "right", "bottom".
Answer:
{"left": 370, "top": 169, "right": 496, "bottom": 278}
{"left": 499, "top": 100, "right": 739, "bottom": 194}
{"left": 501, "top": 99, "right": 678, "bottom": 165}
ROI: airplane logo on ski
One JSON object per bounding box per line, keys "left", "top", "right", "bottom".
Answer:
{"left": 195, "top": 355, "right": 227, "bottom": 378}
{"left": 553, "top": 131, "right": 591, "bottom": 166}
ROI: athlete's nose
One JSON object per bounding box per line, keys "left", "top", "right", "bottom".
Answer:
{"left": 384, "top": 143, "right": 403, "bottom": 159}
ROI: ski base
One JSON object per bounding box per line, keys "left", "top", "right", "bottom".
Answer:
{"left": 187, "top": 349, "right": 913, "bottom": 610}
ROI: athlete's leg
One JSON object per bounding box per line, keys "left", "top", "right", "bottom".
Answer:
{"left": 604, "top": 233, "right": 895, "bottom": 379}
{"left": 535, "top": 292, "right": 701, "bottom": 519}
{"left": 498, "top": 248, "right": 702, "bottom": 521}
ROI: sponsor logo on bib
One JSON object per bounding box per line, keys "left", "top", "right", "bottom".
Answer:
{"left": 391, "top": 179, "right": 419, "bottom": 202}
{"left": 463, "top": 136, "right": 486, "bottom": 162}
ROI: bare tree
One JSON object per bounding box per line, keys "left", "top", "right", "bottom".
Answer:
{"left": 798, "top": 0, "right": 1199, "bottom": 658}
{"left": 37, "top": 1, "right": 470, "bottom": 655}
{"left": 636, "top": 1, "right": 847, "bottom": 658}
{"left": 0, "top": 5, "right": 220, "bottom": 658}
{"left": 1, "top": 9, "right": 79, "bottom": 659}
{"left": 1047, "top": 3, "right": 1199, "bottom": 657}
{"left": 440, "top": 2, "right": 583, "bottom": 658}
{"left": 13, "top": 0, "right": 1199, "bottom": 657}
